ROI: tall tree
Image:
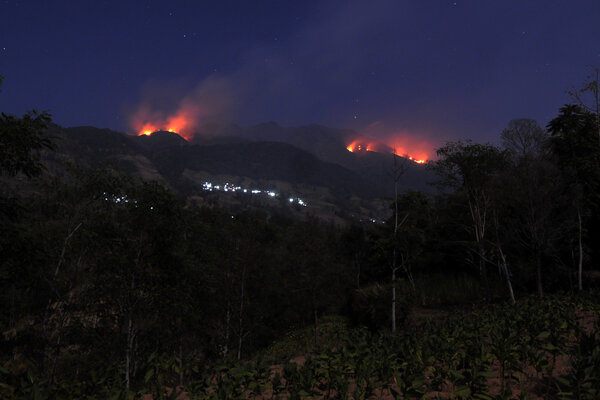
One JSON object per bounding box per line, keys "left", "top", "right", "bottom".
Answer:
{"left": 0, "top": 77, "right": 56, "bottom": 363}
{"left": 284, "top": 218, "right": 344, "bottom": 349}
{"left": 548, "top": 105, "right": 600, "bottom": 291}
{"left": 498, "top": 119, "right": 558, "bottom": 299}
{"left": 0, "top": 111, "right": 54, "bottom": 179}
{"left": 387, "top": 152, "right": 411, "bottom": 332}
{"left": 429, "top": 141, "right": 507, "bottom": 298}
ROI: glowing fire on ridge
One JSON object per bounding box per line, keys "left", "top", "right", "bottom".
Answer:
{"left": 392, "top": 147, "right": 428, "bottom": 164}
{"left": 345, "top": 139, "right": 429, "bottom": 164}
{"left": 135, "top": 111, "right": 194, "bottom": 140}
{"left": 138, "top": 126, "right": 179, "bottom": 136}
{"left": 346, "top": 141, "right": 375, "bottom": 152}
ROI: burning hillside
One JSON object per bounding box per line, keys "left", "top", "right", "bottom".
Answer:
{"left": 134, "top": 111, "right": 193, "bottom": 140}
{"left": 346, "top": 141, "right": 375, "bottom": 153}
{"left": 345, "top": 138, "right": 428, "bottom": 164}
{"left": 129, "top": 77, "right": 235, "bottom": 141}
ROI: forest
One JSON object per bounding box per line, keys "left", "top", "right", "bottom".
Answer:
{"left": 2, "top": 76, "right": 600, "bottom": 399}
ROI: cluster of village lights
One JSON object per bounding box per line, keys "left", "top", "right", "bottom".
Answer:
{"left": 201, "top": 182, "right": 307, "bottom": 207}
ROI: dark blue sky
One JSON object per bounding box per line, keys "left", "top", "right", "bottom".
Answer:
{"left": 1, "top": 0, "right": 599, "bottom": 155}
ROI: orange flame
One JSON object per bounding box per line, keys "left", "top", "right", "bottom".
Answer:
{"left": 135, "top": 111, "right": 194, "bottom": 140}
{"left": 139, "top": 123, "right": 159, "bottom": 136}
{"left": 359, "top": 121, "right": 433, "bottom": 164}
{"left": 391, "top": 146, "right": 428, "bottom": 164}
{"left": 345, "top": 137, "right": 429, "bottom": 164}
{"left": 346, "top": 141, "right": 376, "bottom": 153}
{"left": 130, "top": 76, "right": 235, "bottom": 142}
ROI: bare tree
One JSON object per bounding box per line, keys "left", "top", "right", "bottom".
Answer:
{"left": 548, "top": 105, "right": 599, "bottom": 292}
{"left": 430, "top": 141, "right": 507, "bottom": 299}
{"left": 501, "top": 119, "right": 548, "bottom": 160}
{"left": 568, "top": 66, "right": 600, "bottom": 145}
{"left": 389, "top": 151, "right": 410, "bottom": 333}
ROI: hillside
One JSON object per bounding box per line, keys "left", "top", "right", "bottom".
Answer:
{"left": 41, "top": 123, "right": 435, "bottom": 223}
{"left": 195, "top": 122, "right": 435, "bottom": 194}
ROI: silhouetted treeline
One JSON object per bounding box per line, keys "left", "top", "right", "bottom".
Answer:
{"left": 1, "top": 103, "right": 599, "bottom": 394}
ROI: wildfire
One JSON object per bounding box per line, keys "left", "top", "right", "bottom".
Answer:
{"left": 346, "top": 140, "right": 428, "bottom": 164}
{"left": 345, "top": 138, "right": 429, "bottom": 164}
{"left": 139, "top": 123, "right": 158, "bottom": 136}
{"left": 346, "top": 141, "right": 375, "bottom": 153}
{"left": 392, "top": 148, "right": 428, "bottom": 164}
{"left": 136, "top": 113, "right": 192, "bottom": 140}
{"left": 408, "top": 156, "right": 427, "bottom": 164}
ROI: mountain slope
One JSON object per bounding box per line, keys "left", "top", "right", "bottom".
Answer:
{"left": 195, "top": 122, "right": 435, "bottom": 194}
{"left": 40, "top": 124, "right": 435, "bottom": 224}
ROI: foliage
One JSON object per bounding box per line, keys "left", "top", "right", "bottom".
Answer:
{"left": 0, "top": 111, "right": 55, "bottom": 178}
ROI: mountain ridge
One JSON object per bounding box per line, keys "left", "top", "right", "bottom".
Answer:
{"left": 42, "top": 123, "right": 435, "bottom": 223}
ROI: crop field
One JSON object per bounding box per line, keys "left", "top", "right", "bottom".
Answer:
{"left": 5, "top": 294, "right": 599, "bottom": 399}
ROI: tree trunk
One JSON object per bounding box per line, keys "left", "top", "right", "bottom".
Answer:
{"left": 479, "top": 243, "right": 490, "bottom": 299}
{"left": 179, "top": 338, "right": 184, "bottom": 388}
{"left": 536, "top": 252, "right": 544, "bottom": 299}
{"left": 355, "top": 254, "right": 361, "bottom": 289}
{"left": 390, "top": 151, "right": 405, "bottom": 334}
{"left": 223, "top": 308, "right": 230, "bottom": 360}
{"left": 313, "top": 308, "right": 319, "bottom": 351}
{"left": 125, "top": 314, "right": 134, "bottom": 391}
{"left": 9, "top": 283, "right": 15, "bottom": 330}
{"left": 237, "top": 264, "right": 246, "bottom": 361}
{"left": 40, "top": 222, "right": 83, "bottom": 374}
{"left": 125, "top": 273, "right": 137, "bottom": 392}
{"left": 469, "top": 198, "right": 490, "bottom": 299}
{"left": 578, "top": 208, "right": 583, "bottom": 291}
{"left": 497, "top": 246, "right": 515, "bottom": 304}
{"left": 391, "top": 263, "right": 397, "bottom": 333}
{"left": 401, "top": 254, "right": 416, "bottom": 292}
{"left": 492, "top": 211, "right": 514, "bottom": 303}
{"left": 49, "top": 312, "right": 65, "bottom": 385}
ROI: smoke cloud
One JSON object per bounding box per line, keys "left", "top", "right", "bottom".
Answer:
{"left": 128, "top": 76, "right": 236, "bottom": 140}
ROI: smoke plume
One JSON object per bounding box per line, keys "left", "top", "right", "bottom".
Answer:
{"left": 128, "top": 76, "right": 235, "bottom": 140}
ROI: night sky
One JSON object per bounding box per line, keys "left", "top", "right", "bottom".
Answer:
{"left": 1, "top": 0, "right": 600, "bottom": 155}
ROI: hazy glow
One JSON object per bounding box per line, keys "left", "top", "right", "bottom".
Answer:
{"left": 134, "top": 111, "right": 195, "bottom": 140}
{"left": 390, "top": 145, "right": 429, "bottom": 164}
{"left": 346, "top": 141, "right": 376, "bottom": 152}
{"left": 345, "top": 135, "right": 429, "bottom": 163}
